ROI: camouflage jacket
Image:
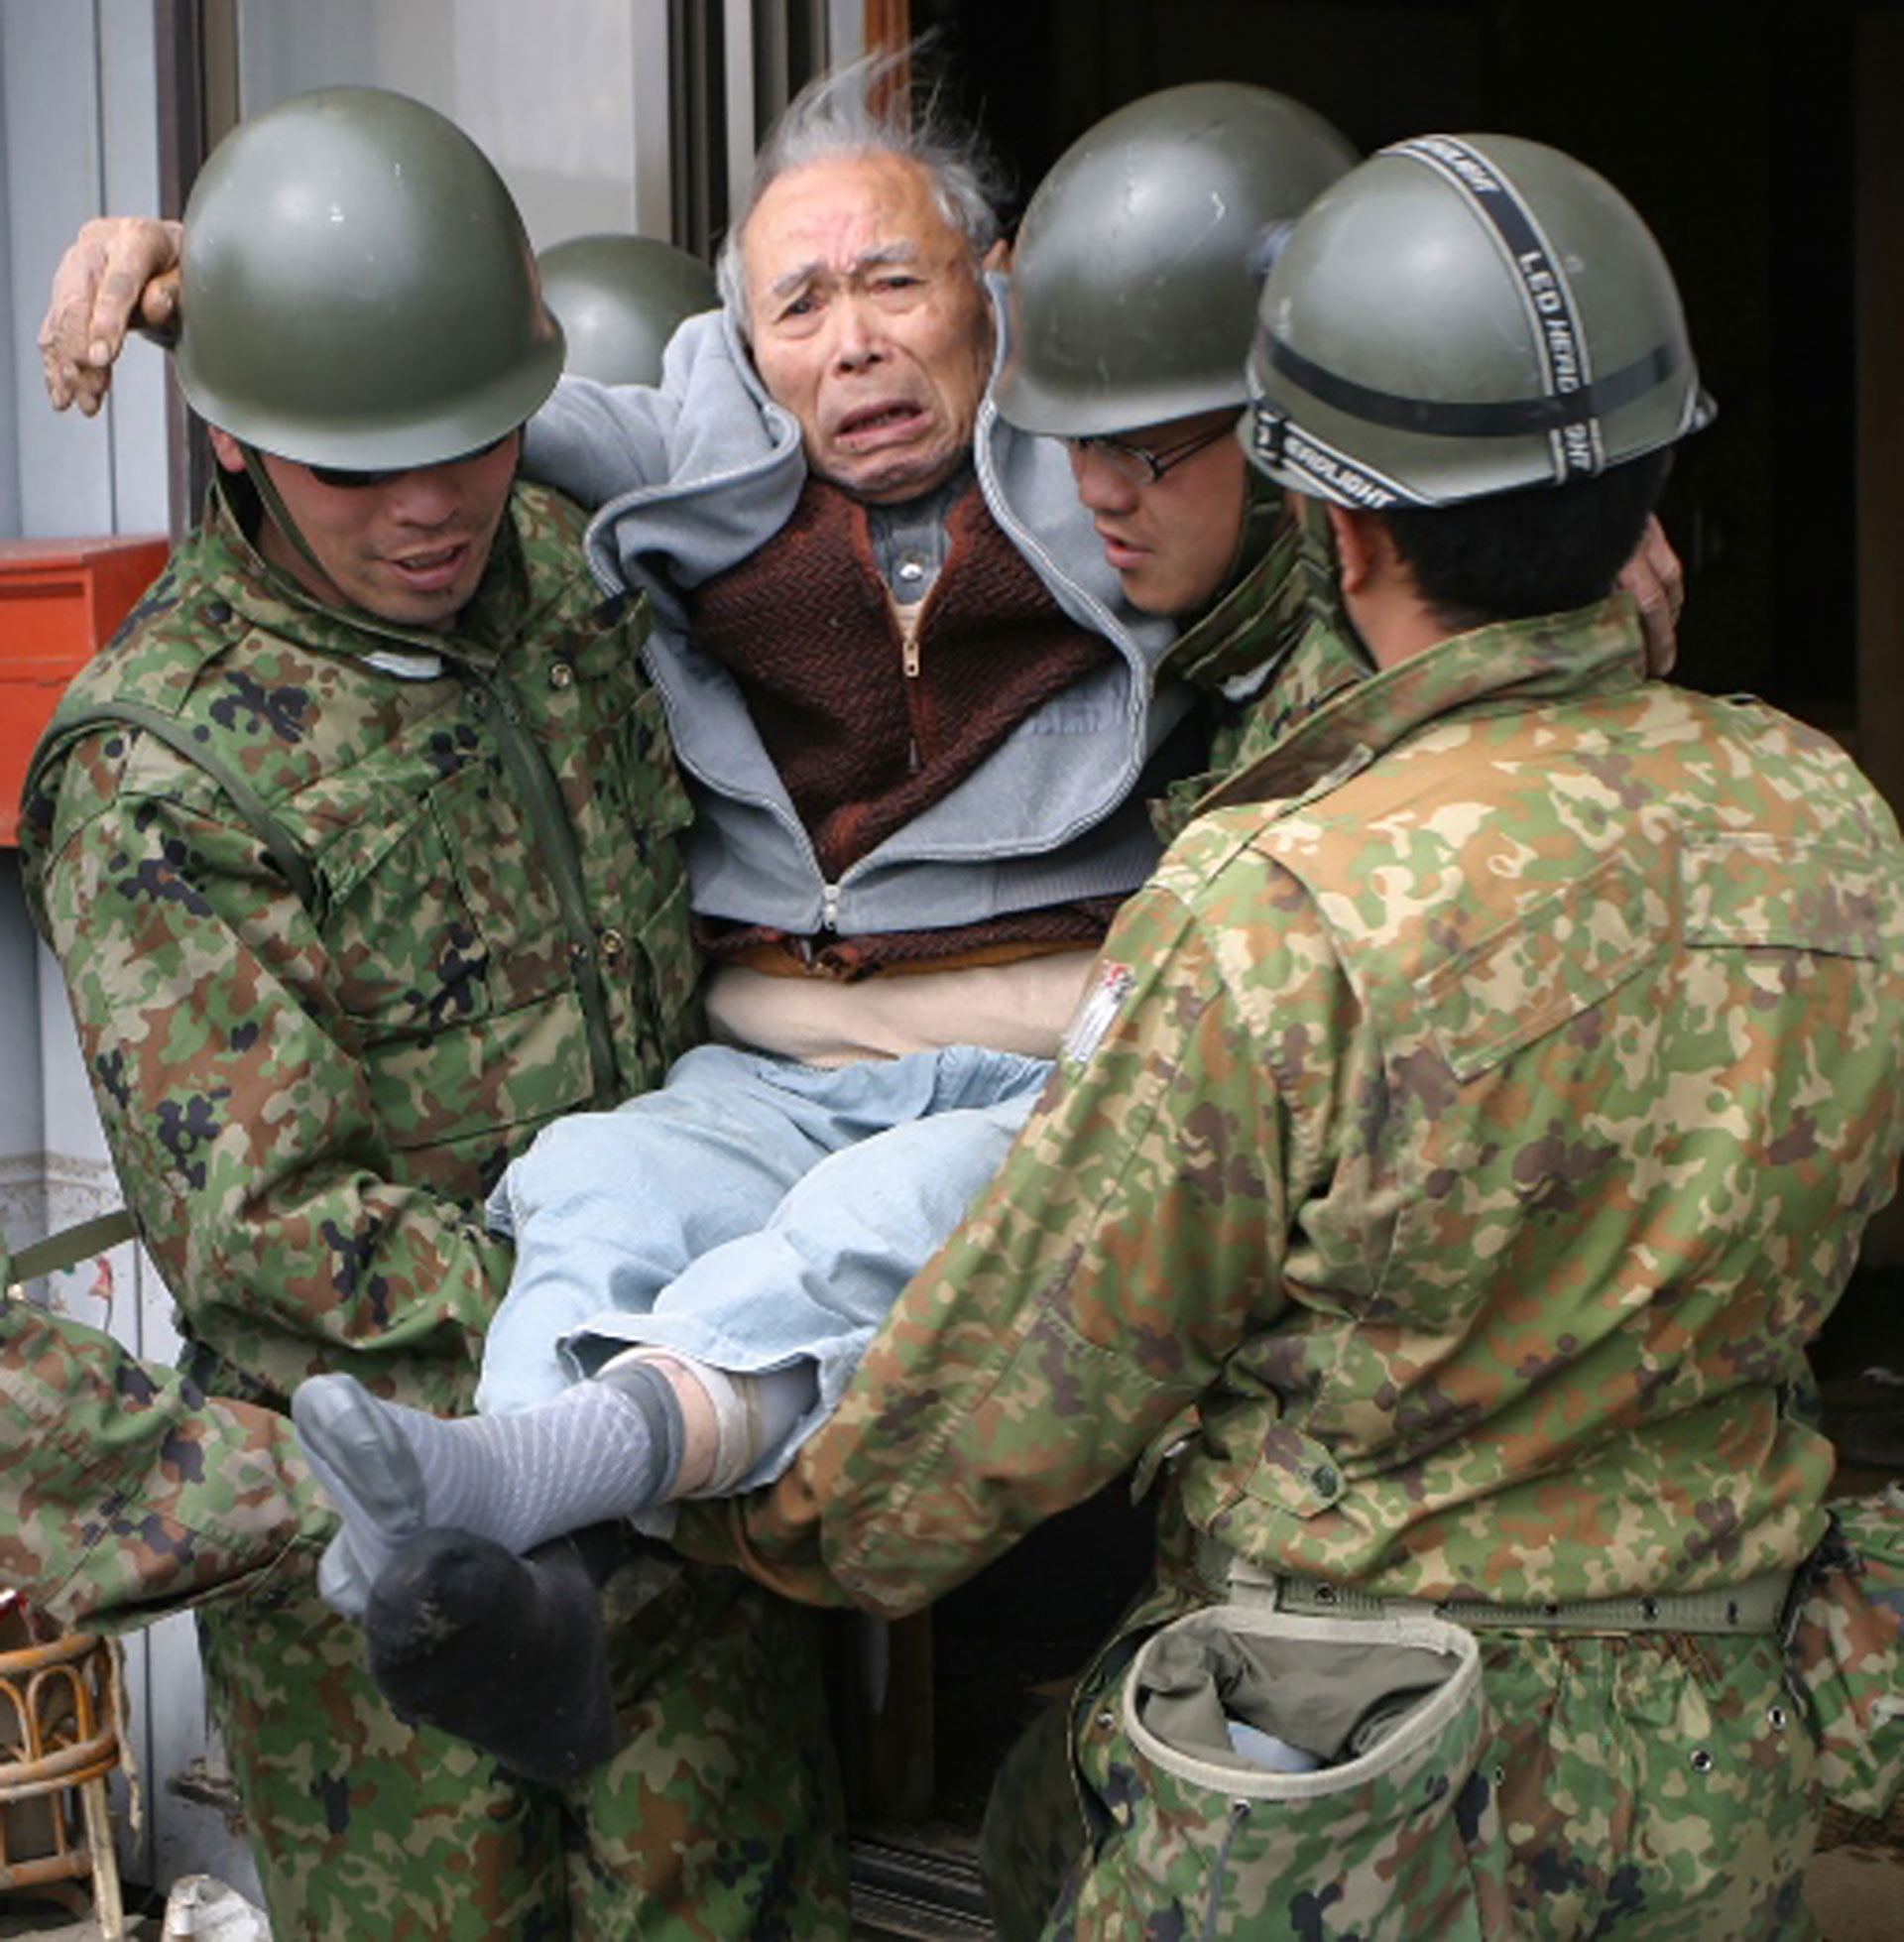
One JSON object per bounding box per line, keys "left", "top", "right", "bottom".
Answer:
{"left": 19, "top": 478, "right": 698, "bottom": 1419}
{"left": 689, "top": 597, "right": 1904, "bottom": 1623}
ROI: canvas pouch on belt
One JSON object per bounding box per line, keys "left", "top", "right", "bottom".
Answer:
{"left": 1070, "top": 1601, "right": 1509, "bottom": 1940}
{"left": 1789, "top": 1484, "right": 1904, "bottom": 1819}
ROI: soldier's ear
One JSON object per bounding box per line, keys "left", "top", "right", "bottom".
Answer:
{"left": 1324, "top": 503, "right": 1382, "bottom": 595}
{"left": 205, "top": 425, "right": 247, "bottom": 474}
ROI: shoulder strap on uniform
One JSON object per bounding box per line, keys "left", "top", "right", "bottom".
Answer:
{"left": 1, "top": 1210, "right": 139, "bottom": 1292}
{"left": 26, "top": 698, "right": 323, "bottom": 917}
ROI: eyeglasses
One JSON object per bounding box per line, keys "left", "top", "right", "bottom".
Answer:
{"left": 1066, "top": 419, "right": 1236, "bottom": 487}
{"left": 306, "top": 429, "right": 517, "bottom": 491}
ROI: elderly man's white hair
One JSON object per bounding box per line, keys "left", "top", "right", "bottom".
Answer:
{"left": 714, "top": 43, "right": 1007, "bottom": 332}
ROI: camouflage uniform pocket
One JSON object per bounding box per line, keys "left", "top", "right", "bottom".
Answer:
{"left": 1069, "top": 1606, "right": 1507, "bottom": 1939}
{"left": 1789, "top": 1487, "right": 1904, "bottom": 1819}
{"left": 316, "top": 766, "right": 521, "bottom": 1033}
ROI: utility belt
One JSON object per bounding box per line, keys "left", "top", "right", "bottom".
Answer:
{"left": 1191, "top": 1532, "right": 1795, "bottom": 1636}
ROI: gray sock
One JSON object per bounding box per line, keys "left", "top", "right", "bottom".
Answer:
{"left": 293, "top": 1367, "right": 684, "bottom": 1584}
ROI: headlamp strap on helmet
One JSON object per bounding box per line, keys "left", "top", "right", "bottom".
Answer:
{"left": 1247, "top": 396, "right": 1420, "bottom": 511}
{"left": 1384, "top": 135, "right": 1604, "bottom": 481}
{"left": 1250, "top": 398, "right": 1288, "bottom": 471}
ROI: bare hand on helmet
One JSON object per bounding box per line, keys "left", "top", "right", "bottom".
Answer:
{"left": 40, "top": 217, "right": 183, "bottom": 417}
{"left": 1616, "top": 514, "right": 1685, "bottom": 677}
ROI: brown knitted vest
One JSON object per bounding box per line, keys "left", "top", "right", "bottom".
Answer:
{"left": 686, "top": 473, "right": 1114, "bottom": 879}
{"left": 683, "top": 474, "right": 1126, "bottom": 976}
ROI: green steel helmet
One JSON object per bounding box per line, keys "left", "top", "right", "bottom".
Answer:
{"left": 176, "top": 85, "right": 563, "bottom": 470}
{"left": 1244, "top": 132, "right": 1715, "bottom": 509}
{"left": 536, "top": 233, "right": 717, "bottom": 386}
{"left": 995, "top": 82, "right": 1358, "bottom": 438}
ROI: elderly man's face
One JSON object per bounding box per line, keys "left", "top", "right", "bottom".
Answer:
{"left": 742, "top": 152, "right": 994, "bottom": 504}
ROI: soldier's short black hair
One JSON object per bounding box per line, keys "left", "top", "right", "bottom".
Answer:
{"left": 1380, "top": 447, "right": 1672, "bottom": 634}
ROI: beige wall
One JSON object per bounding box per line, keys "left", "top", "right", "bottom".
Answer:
{"left": 234, "top": 0, "right": 674, "bottom": 247}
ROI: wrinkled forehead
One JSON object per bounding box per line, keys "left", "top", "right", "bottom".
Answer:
{"left": 741, "top": 153, "right": 967, "bottom": 291}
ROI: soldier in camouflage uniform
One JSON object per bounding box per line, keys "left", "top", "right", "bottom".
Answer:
{"left": 969, "top": 87, "right": 1367, "bottom": 1930}
{"left": 16, "top": 88, "right": 845, "bottom": 1940}
{"left": 685, "top": 135, "right": 1904, "bottom": 1936}
{"left": 978, "top": 99, "right": 1688, "bottom": 1931}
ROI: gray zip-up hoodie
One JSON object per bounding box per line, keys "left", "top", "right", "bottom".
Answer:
{"left": 523, "top": 279, "right": 1189, "bottom": 940}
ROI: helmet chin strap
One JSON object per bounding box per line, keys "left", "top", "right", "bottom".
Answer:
{"left": 232, "top": 441, "right": 501, "bottom": 660}
{"left": 238, "top": 444, "right": 336, "bottom": 590}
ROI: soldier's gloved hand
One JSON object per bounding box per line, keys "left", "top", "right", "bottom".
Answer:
{"left": 40, "top": 216, "right": 183, "bottom": 416}
{"left": 1617, "top": 513, "right": 1685, "bottom": 677}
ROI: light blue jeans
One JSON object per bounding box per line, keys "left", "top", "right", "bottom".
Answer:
{"left": 476, "top": 1041, "right": 1048, "bottom": 1489}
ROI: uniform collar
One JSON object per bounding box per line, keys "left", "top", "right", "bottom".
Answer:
{"left": 1156, "top": 506, "right": 1303, "bottom": 695}
{"left": 1158, "top": 477, "right": 1368, "bottom": 701}
{"left": 1198, "top": 594, "right": 1650, "bottom": 816}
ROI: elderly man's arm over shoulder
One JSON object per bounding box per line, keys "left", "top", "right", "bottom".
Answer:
{"left": 38, "top": 206, "right": 696, "bottom": 518}
{"left": 40, "top": 216, "right": 182, "bottom": 414}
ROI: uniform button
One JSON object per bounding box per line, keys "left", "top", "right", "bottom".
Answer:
{"left": 204, "top": 599, "right": 232, "bottom": 625}
{"left": 549, "top": 662, "right": 575, "bottom": 691}
{"left": 895, "top": 551, "right": 928, "bottom": 585}
{"left": 1312, "top": 1463, "right": 1340, "bottom": 1497}
{"left": 599, "top": 927, "right": 628, "bottom": 968}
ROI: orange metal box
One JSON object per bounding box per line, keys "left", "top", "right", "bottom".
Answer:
{"left": 0, "top": 536, "right": 170, "bottom": 845}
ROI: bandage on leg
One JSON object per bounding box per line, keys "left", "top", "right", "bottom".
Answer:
{"left": 601, "top": 1351, "right": 816, "bottom": 1497}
